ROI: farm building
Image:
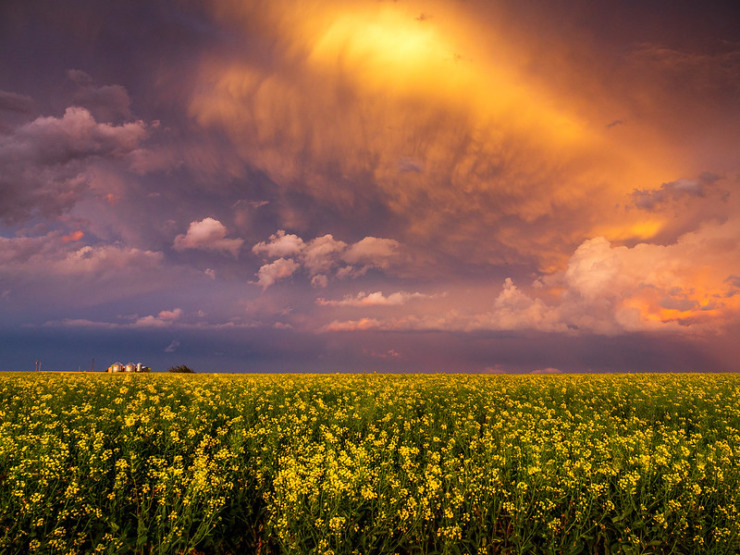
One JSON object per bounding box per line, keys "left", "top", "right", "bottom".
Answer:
{"left": 107, "top": 362, "right": 151, "bottom": 373}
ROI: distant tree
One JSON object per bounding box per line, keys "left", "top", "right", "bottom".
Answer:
{"left": 168, "top": 365, "right": 195, "bottom": 374}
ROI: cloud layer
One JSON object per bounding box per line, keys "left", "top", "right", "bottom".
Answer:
{"left": 174, "top": 218, "right": 243, "bottom": 257}
{"left": 0, "top": 107, "right": 147, "bottom": 223}
{"left": 252, "top": 230, "right": 400, "bottom": 289}
{"left": 0, "top": 0, "right": 738, "bottom": 372}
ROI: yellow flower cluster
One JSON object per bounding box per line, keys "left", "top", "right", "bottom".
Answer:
{"left": 0, "top": 372, "right": 739, "bottom": 554}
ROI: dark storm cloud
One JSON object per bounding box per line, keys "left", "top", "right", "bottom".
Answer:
{"left": 632, "top": 173, "right": 721, "bottom": 211}
{"left": 0, "top": 0, "right": 739, "bottom": 372}
{"left": 0, "top": 105, "right": 147, "bottom": 223}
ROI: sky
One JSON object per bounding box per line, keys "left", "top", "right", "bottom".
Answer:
{"left": 1, "top": 0, "right": 739, "bottom": 373}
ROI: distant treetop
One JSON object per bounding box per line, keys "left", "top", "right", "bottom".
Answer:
{"left": 168, "top": 365, "right": 195, "bottom": 374}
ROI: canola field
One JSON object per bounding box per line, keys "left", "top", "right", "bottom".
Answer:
{"left": 1, "top": 372, "right": 739, "bottom": 555}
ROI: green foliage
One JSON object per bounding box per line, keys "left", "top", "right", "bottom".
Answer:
{"left": 1, "top": 373, "right": 740, "bottom": 554}
{"left": 167, "top": 365, "right": 195, "bottom": 374}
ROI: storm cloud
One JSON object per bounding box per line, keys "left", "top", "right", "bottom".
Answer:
{"left": 1, "top": 0, "right": 738, "bottom": 372}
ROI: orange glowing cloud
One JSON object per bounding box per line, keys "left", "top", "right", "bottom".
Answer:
{"left": 187, "top": 0, "right": 740, "bottom": 343}
{"left": 61, "top": 230, "right": 84, "bottom": 243}
{"left": 316, "top": 217, "right": 740, "bottom": 336}
{"left": 191, "top": 0, "right": 694, "bottom": 272}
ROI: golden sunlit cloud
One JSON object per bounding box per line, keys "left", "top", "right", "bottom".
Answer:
{"left": 3, "top": 0, "right": 739, "bottom": 373}
{"left": 191, "top": 0, "right": 692, "bottom": 270}
{"left": 186, "top": 0, "right": 740, "bottom": 337}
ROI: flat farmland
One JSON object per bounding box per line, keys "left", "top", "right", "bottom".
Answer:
{"left": 1, "top": 372, "right": 739, "bottom": 554}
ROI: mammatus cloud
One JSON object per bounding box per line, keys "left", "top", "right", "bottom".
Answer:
{"left": 189, "top": 0, "right": 705, "bottom": 270}
{"left": 252, "top": 230, "right": 400, "bottom": 289}
{"left": 174, "top": 217, "right": 244, "bottom": 257}
{"left": 1, "top": 0, "right": 738, "bottom": 373}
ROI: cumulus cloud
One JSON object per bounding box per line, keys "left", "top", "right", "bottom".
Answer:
{"left": 302, "top": 235, "right": 348, "bottom": 275}
{"left": 0, "top": 106, "right": 148, "bottom": 223}
{"left": 317, "top": 290, "right": 431, "bottom": 307}
{"left": 157, "top": 308, "right": 183, "bottom": 321}
{"left": 479, "top": 229, "right": 740, "bottom": 334}
{"left": 342, "top": 237, "right": 400, "bottom": 268}
{"left": 173, "top": 217, "right": 243, "bottom": 257}
{"left": 252, "top": 230, "right": 305, "bottom": 258}
{"left": 255, "top": 257, "right": 300, "bottom": 290}
{"left": 482, "top": 278, "right": 566, "bottom": 332}
{"left": 252, "top": 230, "right": 401, "bottom": 289}
{"left": 320, "top": 222, "right": 740, "bottom": 336}
{"left": 133, "top": 308, "right": 183, "bottom": 328}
